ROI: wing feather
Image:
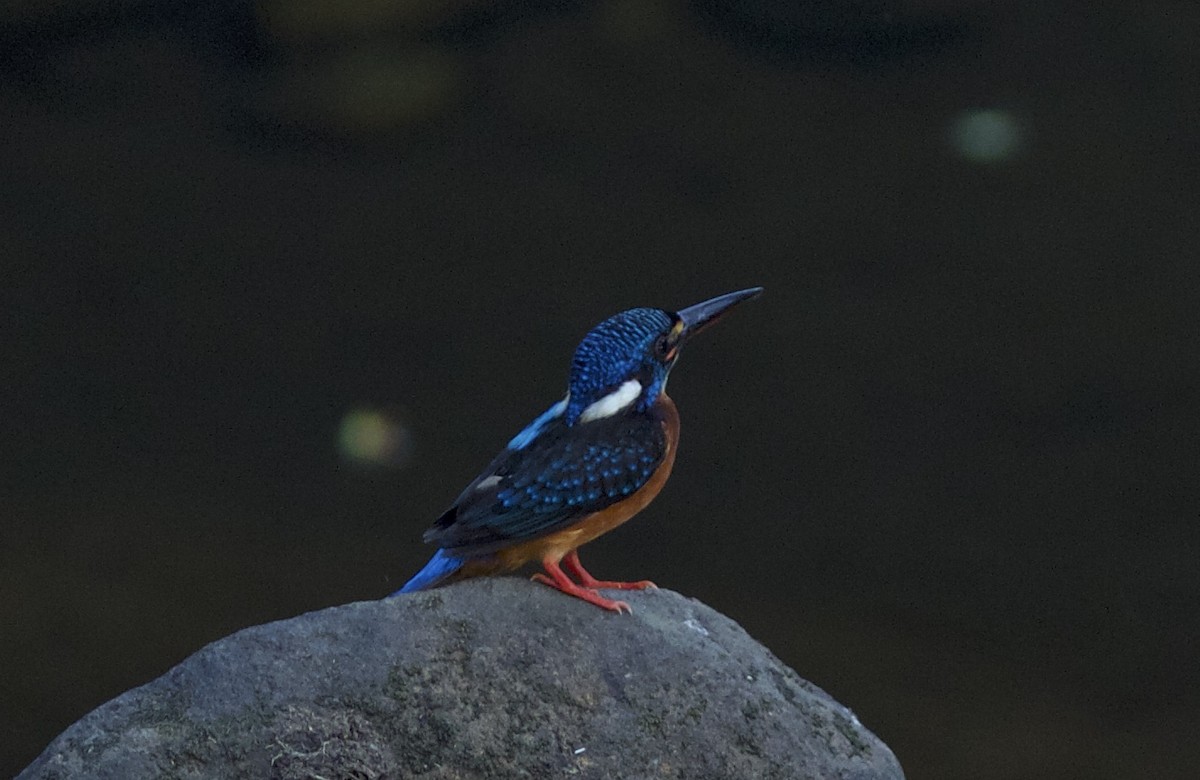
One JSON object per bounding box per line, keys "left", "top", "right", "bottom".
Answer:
{"left": 424, "top": 411, "right": 667, "bottom": 556}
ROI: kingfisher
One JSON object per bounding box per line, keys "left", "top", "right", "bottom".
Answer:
{"left": 394, "top": 287, "right": 762, "bottom": 612}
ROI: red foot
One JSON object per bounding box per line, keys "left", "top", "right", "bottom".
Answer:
{"left": 533, "top": 561, "right": 631, "bottom": 613}
{"left": 531, "top": 551, "right": 658, "bottom": 613}
{"left": 532, "top": 568, "right": 633, "bottom": 609}
{"left": 563, "top": 550, "right": 657, "bottom": 591}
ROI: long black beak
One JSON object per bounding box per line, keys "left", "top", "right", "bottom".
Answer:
{"left": 676, "top": 287, "right": 764, "bottom": 343}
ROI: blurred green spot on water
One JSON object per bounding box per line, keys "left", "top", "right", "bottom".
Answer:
{"left": 950, "top": 109, "right": 1023, "bottom": 164}
{"left": 338, "top": 408, "right": 414, "bottom": 467}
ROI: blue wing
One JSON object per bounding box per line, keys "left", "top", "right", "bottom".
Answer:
{"left": 424, "top": 408, "right": 668, "bottom": 556}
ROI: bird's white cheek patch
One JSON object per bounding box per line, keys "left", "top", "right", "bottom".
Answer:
{"left": 579, "top": 379, "right": 642, "bottom": 423}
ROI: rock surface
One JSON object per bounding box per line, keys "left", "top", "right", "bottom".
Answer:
{"left": 20, "top": 578, "right": 903, "bottom": 779}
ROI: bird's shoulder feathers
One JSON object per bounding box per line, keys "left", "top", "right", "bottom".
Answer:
{"left": 424, "top": 401, "right": 672, "bottom": 556}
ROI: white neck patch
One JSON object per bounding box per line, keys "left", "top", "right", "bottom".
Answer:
{"left": 579, "top": 379, "right": 642, "bottom": 423}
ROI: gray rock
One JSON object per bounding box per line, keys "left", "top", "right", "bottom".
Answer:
{"left": 20, "top": 578, "right": 903, "bottom": 779}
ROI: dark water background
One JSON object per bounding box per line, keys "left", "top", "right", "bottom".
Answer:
{"left": 3, "top": 1, "right": 1197, "bottom": 777}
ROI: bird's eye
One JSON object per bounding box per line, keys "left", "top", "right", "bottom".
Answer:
{"left": 654, "top": 334, "right": 677, "bottom": 362}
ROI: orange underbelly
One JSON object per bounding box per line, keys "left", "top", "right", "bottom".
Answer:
{"left": 481, "top": 394, "right": 680, "bottom": 573}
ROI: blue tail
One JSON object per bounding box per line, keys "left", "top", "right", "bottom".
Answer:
{"left": 393, "top": 548, "right": 464, "bottom": 595}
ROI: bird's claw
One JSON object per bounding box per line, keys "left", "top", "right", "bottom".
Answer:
{"left": 531, "top": 572, "right": 635, "bottom": 613}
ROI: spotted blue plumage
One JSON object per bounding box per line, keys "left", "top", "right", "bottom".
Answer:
{"left": 566, "top": 308, "right": 674, "bottom": 423}
{"left": 414, "top": 307, "right": 680, "bottom": 558}
{"left": 424, "top": 409, "right": 669, "bottom": 556}
{"left": 393, "top": 287, "right": 763, "bottom": 600}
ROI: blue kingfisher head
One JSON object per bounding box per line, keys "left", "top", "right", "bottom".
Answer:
{"left": 564, "top": 287, "right": 763, "bottom": 425}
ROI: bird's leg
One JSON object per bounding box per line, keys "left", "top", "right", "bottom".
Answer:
{"left": 532, "top": 556, "right": 632, "bottom": 613}
{"left": 562, "top": 549, "right": 657, "bottom": 591}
